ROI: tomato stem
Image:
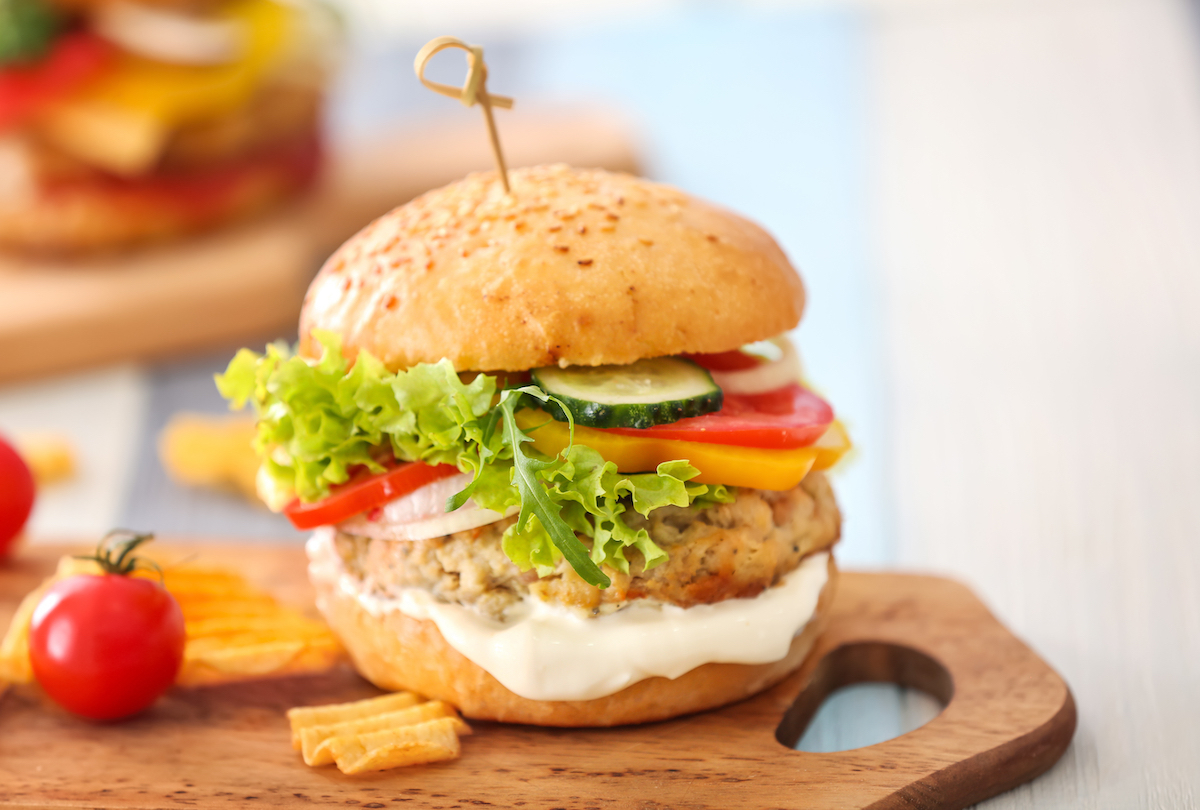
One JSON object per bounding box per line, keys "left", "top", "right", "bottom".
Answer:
{"left": 74, "top": 529, "right": 161, "bottom": 579}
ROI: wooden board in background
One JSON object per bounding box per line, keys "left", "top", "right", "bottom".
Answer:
{"left": 0, "top": 108, "right": 640, "bottom": 384}
{"left": 0, "top": 543, "right": 1075, "bottom": 810}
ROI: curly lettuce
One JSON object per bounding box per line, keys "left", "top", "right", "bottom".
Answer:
{"left": 216, "top": 332, "right": 733, "bottom": 588}
{"left": 217, "top": 333, "right": 496, "bottom": 501}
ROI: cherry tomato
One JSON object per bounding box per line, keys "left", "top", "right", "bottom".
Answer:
{"left": 603, "top": 383, "right": 834, "bottom": 449}
{"left": 0, "top": 32, "right": 112, "bottom": 130}
{"left": 0, "top": 435, "right": 35, "bottom": 557}
{"left": 284, "top": 461, "right": 460, "bottom": 530}
{"left": 30, "top": 571, "right": 185, "bottom": 721}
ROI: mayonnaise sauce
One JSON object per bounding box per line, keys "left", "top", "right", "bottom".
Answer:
{"left": 307, "top": 529, "right": 829, "bottom": 702}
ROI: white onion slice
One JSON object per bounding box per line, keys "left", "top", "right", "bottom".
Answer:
{"left": 338, "top": 473, "right": 515, "bottom": 542}
{"left": 365, "top": 473, "right": 473, "bottom": 525}
{"left": 710, "top": 337, "right": 803, "bottom": 394}
{"left": 342, "top": 503, "right": 517, "bottom": 542}
{"left": 94, "top": 1, "right": 244, "bottom": 66}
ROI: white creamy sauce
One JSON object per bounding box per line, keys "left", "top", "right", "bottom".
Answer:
{"left": 308, "top": 529, "right": 829, "bottom": 702}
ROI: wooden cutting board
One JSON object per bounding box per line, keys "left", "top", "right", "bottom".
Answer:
{"left": 0, "top": 543, "right": 1075, "bottom": 810}
{"left": 0, "top": 108, "right": 640, "bottom": 384}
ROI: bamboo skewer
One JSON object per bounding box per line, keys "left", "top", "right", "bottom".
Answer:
{"left": 414, "top": 36, "right": 514, "bottom": 193}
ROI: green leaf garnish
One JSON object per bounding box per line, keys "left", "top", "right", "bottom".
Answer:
{"left": 494, "top": 387, "right": 608, "bottom": 588}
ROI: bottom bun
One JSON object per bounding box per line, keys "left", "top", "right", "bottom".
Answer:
{"left": 315, "top": 556, "right": 838, "bottom": 727}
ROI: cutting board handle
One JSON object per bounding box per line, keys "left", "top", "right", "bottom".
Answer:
{"left": 752, "top": 574, "right": 1077, "bottom": 810}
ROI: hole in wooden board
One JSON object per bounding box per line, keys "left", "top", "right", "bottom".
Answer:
{"left": 793, "top": 684, "right": 944, "bottom": 752}
{"left": 775, "top": 642, "right": 953, "bottom": 752}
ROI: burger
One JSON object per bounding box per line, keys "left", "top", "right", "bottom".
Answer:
{"left": 218, "top": 164, "right": 851, "bottom": 726}
{"left": 0, "top": 0, "right": 337, "bottom": 253}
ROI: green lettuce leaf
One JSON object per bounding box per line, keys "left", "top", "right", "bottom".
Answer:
{"left": 216, "top": 334, "right": 736, "bottom": 588}
{"left": 541, "top": 449, "right": 733, "bottom": 575}
{"left": 0, "top": 0, "right": 59, "bottom": 66}
{"left": 216, "top": 331, "right": 495, "bottom": 502}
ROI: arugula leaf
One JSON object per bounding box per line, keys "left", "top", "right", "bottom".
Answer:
{"left": 494, "top": 388, "right": 609, "bottom": 588}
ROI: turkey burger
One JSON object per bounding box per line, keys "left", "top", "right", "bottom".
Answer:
{"left": 218, "top": 164, "right": 850, "bottom": 726}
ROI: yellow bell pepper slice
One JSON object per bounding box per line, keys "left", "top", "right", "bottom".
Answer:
{"left": 38, "top": 0, "right": 295, "bottom": 174}
{"left": 811, "top": 420, "right": 852, "bottom": 471}
{"left": 83, "top": 0, "right": 294, "bottom": 124}
{"left": 515, "top": 410, "right": 851, "bottom": 491}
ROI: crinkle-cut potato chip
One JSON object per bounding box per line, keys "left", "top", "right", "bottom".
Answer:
{"left": 0, "top": 582, "right": 49, "bottom": 684}
{"left": 155, "top": 577, "right": 269, "bottom": 600}
{"left": 55, "top": 557, "right": 102, "bottom": 578}
{"left": 288, "top": 691, "right": 424, "bottom": 745}
{"left": 179, "top": 637, "right": 343, "bottom": 686}
{"left": 187, "top": 637, "right": 306, "bottom": 663}
{"left": 158, "top": 413, "right": 260, "bottom": 501}
{"left": 1, "top": 553, "right": 344, "bottom": 689}
{"left": 185, "top": 614, "right": 329, "bottom": 638}
{"left": 185, "top": 619, "right": 333, "bottom": 645}
{"left": 288, "top": 693, "right": 472, "bottom": 775}
{"left": 163, "top": 578, "right": 262, "bottom": 597}
{"left": 329, "top": 718, "right": 465, "bottom": 775}
{"left": 301, "top": 701, "right": 463, "bottom": 766}
{"left": 164, "top": 575, "right": 263, "bottom": 593}
{"left": 160, "top": 564, "right": 343, "bottom": 685}
{"left": 178, "top": 599, "right": 282, "bottom": 621}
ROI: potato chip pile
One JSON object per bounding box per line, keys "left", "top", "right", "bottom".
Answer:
{"left": 0, "top": 554, "right": 343, "bottom": 688}
{"left": 288, "top": 692, "right": 471, "bottom": 775}
{"left": 164, "top": 565, "right": 344, "bottom": 686}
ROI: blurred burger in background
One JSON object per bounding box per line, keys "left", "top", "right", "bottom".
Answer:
{"left": 0, "top": 0, "right": 339, "bottom": 253}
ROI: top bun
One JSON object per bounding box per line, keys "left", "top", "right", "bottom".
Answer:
{"left": 299, "top": 165, "right": 805, "bottom": 371}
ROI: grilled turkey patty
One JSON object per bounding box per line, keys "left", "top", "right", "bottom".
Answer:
{"left": 334, "top": 470, "right": 840, "bottom": 621}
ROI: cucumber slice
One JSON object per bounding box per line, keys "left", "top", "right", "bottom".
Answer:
{"left": 532, "top": 357, "right": 723, "bottom": 429}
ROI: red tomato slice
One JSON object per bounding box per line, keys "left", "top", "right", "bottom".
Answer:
{"left": 0, "top": 32, "right": 112, "bottom": 130}
{"left": 682, "top": 349, "right": 763, "bottom": 372}
{"left": 285, "top": 461, "right": 460, "bottom": 530}
{"left": 602, "top": 383, "right": 834, "bottom": 449}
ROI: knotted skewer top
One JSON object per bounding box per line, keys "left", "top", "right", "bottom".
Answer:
{"left": 414, "top": 36, "right": 514, "bottom": 193}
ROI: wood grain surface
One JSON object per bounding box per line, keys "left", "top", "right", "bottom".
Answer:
{"left": 0, "top": 543, "right": 1074, "bottom": 810}
{"left": 0, "top": 108, "right": 639, "bottom": 384}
